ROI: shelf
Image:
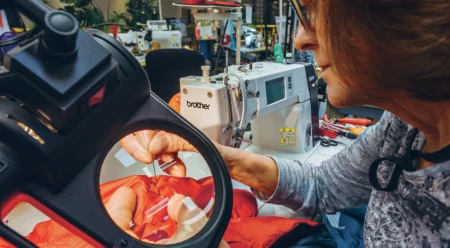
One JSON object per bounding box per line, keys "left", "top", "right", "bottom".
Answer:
{"left": 173, "top": 3, "right": 241, "bottom": 12}
{"left": 173, "top": 2, "right": 243, "bottom": 64}
{"left": 233, "top": 46, "right": 271, "bottom": 54}
{"left": 173, "top": 3, "right": 242, "bottom": 21}
{"left": 192, "top": 12, "right": 241, "bottom": 21}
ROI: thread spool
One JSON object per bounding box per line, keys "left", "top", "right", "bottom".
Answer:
{"left": 243, "top": 131, "right": 253, "bottom": 143}
{"left": 201, "top": 65, "right": 211, "bottom": 83}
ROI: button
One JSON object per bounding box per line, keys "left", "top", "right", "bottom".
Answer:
{"left": 48, "top": 13, "right": 76, "bottom": 32}
{"left": 88, "top": 86, "right": 106, "bottom": 107}
{"left": 43, "top": 11, "right": 79, "bottom": 54}
{"left": 288, "top": 82, "right": 292, "bottom": 89}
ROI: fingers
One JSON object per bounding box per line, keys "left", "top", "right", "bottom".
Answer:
{"left": 107, "top": 192, "right": 229, "bottom": 247}
{"left": 149, "top": 131, "right": 198, "bottom": 154}
{"left": 120, "top": 130, "right": 198, "bottom": 166}
{"left": 164, "top": 194, "right": 208, "bottom": 244}
{"left": 105, "top": 187, "right": 137, "bottom": 231}
{"left": 167, "top": 194, "right": 186, "bottom": 221}
{"left": 163, "top": 194, "right": 229, "bottom": 247}
{"left": 158, "top": 154, "right": 187, "bottom": 177}
{"left": 105, "top": 187, "right": 142, "bottom": 241}
{"left": 120, "top": 130, "right": 158, "bottom": 164}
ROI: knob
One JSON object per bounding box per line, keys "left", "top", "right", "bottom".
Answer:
{"left": 247, "top": 90, "right": 260, "bottom": 98}
{"left": 41, "top": 11, "right": 79, "bottom": 58}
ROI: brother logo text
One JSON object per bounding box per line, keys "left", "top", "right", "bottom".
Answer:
{"left": 187, "top": 101, "right": 210, "bottom": 110}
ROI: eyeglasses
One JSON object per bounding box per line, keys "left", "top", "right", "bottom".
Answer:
{"left": 290, "top": 0, "right": 311, "bottom": 30}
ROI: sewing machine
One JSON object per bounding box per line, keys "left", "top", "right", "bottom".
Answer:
{"left": 146, "top": 20, "right": 182, "bottom": 49}
{"left": 179, "top": 62, "right": 321, "bottom": 156}
{"left": 126, "top": 30, "right": 182, "bottom": 50}
{"left": 117, "top": 30, "right": 182, "bottom": 51}
{"left": 112, "top": 29, "right": 182, "bottom": 65}
{"left": 151, "top": 30, "right": 182, "bottom": 49}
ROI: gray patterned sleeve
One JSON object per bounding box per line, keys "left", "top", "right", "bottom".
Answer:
{"left": 251, "top": 112, "right": 391, "bottom": 215}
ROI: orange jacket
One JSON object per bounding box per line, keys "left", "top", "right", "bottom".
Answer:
{"left": 0, "top": 175, "right": 321, "bottom": 247}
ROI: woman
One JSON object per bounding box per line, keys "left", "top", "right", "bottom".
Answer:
{"left": 120, "top": 0, "right": 450, "bottom": 246}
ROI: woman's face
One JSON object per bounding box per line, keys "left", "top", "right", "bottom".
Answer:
{"left": 293, "top": 1, "right": 379, "bottom": 107}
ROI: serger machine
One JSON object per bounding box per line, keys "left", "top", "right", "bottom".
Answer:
{"left": 119, "top": 30, "right": 182, "bottom": 51}
{"left": 151, "top": 30, "right": 182, "bottom": 49}
{"left": 180, "top": 62, "right": 320, "bottom": 155}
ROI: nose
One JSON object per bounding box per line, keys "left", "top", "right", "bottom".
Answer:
{"left": 294, "top": 21, "right": 318, "bottom": 51}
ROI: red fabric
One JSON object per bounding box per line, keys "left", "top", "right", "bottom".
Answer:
{"left": 0, "top": 175, "right": 319, "bottom": 247}
{"left": 225, "top": 217, "right": 319, "bottom": 248}
{"left": 231, "top": 189, "right": 258, "bottom": 218}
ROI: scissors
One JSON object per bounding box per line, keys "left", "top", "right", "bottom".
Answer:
{"left": 320, "top": 137, "right": 345, "bottom": 147}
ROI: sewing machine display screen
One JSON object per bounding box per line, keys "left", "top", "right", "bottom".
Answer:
{"left": 265, "top": 77, "right": 285, "bottom": 105}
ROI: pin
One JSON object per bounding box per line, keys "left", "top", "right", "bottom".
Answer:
{"left": 145, "top": 197, "right": 170, "bottom": 220}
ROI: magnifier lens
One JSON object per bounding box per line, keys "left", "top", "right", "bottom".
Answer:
{"left": 100, "top": 129, "right": 215, "bottom": 245}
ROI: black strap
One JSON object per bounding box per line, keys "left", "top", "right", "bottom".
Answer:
{"left": 407, "top": 128, "right": 450, "bottom": 164}
{"left": 369, "top": 156, "right": 406, "bottom": 192}
{"left": 369, "top": 128, "right": 450, "bottom": 192}
{"left": 419, "top": 144, "right": 450, "bottom": 163}
{"left": 404, "top": 129, "right": 420, "bottom": 171}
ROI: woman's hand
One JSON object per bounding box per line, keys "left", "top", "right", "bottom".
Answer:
{"left": 120, "top": 130, "right": 198, "bottom": 177}
{"left": 105, "top": 186, "right": 229, "bottom": 247}
{"left": 120, "top": 130, "right": 279, "bottom": 197}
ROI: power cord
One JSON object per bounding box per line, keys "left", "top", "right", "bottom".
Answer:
{"left": 0, "top": 26, "right": 42, "bottom": 48}
{"left": 214, "top": 20, "right": 229, "bottom": 75}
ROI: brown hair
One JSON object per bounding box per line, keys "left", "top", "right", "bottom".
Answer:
{"left": 322, "top": 1, "right": 450, "bottom": 101}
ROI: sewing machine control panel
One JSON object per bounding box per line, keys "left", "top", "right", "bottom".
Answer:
{"left": 225, "top": 62, "right": 310, "bottom": 117}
